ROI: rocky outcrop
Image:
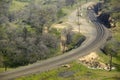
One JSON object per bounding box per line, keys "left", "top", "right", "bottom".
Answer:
{"left": 79, "top": 52, "right": 115, "bottom": 70}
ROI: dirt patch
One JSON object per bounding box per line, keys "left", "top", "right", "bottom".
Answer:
{"left": 51, "top": 24, "right": 67, "bottom": 30}
{"left": 79, "top": 52, "right": 112, "bottom": 70}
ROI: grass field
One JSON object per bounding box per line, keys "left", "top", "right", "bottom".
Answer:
{"left": 16, "top": 52, "right": 120, "bottom": 80}
{"left": 16, "top": 63, "right": 120, "bottom": 80}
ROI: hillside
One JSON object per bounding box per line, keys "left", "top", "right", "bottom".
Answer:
{"left": 102, "top": 0, "right": 120, "bottom": 41}
{"left": 0, "top": 0, "right": 87, "bottom": 71}
{"left": 0, "top": 0, "right": 120, "bottom": 80}
{"left": 16, "top": 0, "right": 120, "bottom": 80}
{"left": 100, "top": 0, "right": 120, "bottom": 70}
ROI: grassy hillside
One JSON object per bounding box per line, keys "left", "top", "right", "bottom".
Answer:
{"left": 103, "top": 0, "right": 120, "bottom": 40}
{"left": 1, "top": 0, "right": 120, "bottom": 79}
{"left": 16, "top": 55, "right": 120, "bottom": 80}
{"left": 102, "top": 0, "right": 120, "bottom": 67}
{"left": 16, "top": 0, "right": 120, "bottom": 80}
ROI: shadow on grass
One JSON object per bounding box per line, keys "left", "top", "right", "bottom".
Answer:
{"left": 113, "top": 55, "right": 120, "bottom": 71}
{"left": 58, "top": 71, "right": 75, "bottom": 78}
{"left": 113, "top": 77, "right": 120, "bottom": 80}
{"left": 84, "top": 71, "right": 93, "bottom": 77}
{"left": 113, "top": 63, "right": 120, "bottom": 72}
{"left": 103, "top": 77, "right": 120, "bottom": 80}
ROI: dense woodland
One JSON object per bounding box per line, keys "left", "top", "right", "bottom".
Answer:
{"left": 0, "top": 0, "right": 77, "bottom": 69}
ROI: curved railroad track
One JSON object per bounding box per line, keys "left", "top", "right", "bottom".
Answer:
{"left": 0, "top": 8, "right": 109, "bottom": 80}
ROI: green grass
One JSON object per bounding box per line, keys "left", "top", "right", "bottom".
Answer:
{"left": 16, "top": 51, "right": 120, "bottom": 80}
{"left": 0, "top": 68, "right": 13, "bottom": 73}
{"left": 113, "top": 28, "right": 120, "bottom": 41}
{"left": 98, "top": 51, "right": 109, "bottom": 63}
{"left": 67, "top": 33, "right": 85, "bottom": 50}
{"left": 10, "top": 0, "right": 28, "bottom": 12}
{"left": 112, "top": 22, "right": 120, "bottom": 41}
{"left": 0, "top": 68, "right": 5, "bottom": 73}
{"left": 16, "top": 61, "right": 120, "bottom": 80}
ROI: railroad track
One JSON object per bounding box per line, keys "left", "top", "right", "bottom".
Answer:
{"left": 0, "top": 9, "right": 109, "bottom": 80}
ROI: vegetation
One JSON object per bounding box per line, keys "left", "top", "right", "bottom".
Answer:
{"left": 16, "top": 60, "right": 120, "bottom": 80}
{"left": 67, "top": 33, "right": 86, "bottom": 51}
{"left": 9, "top": 0, "right": 29, "bottom": 12}
{"left": 99, "top": 0, "right": 120, "bottom": 72}
{"left": 0, "top": 0, "right": 84, "bottom": 70}
{"left": 15, "top": 0, "right": 120, "bottom": 79}
{"left": 1, "top": 0, "right": 120, "bottom": 80}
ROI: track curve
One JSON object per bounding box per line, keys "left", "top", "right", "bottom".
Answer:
{"left": 0, "top": 9, "right": 109, "bottom": 80}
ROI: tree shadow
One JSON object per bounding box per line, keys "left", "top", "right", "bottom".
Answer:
{"left": 113, "top": 63, "right": 120, "bottom": 72}
{"left": 104, "top": 77, "right": 120, "bottom": 80}
{"left": 112, "top": 77, "right": 120, "bottom": 80}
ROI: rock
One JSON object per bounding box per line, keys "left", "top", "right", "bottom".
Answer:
{"left": 112, "top": 67, "right": 116, "bottom": 70}
{"left": 61, "top": 64, "right": 71, "bottom": 68}
{"left": 78, "top": 52, "right": 113, "bottom": 70}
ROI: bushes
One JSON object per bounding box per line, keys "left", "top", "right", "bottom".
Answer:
{"left": 0, "top": 32, "right": 60, "bottom": 68}
{"left": 0, "top": 0, "right": 77, "bottom": 68}
{"left": 67, "top": 34, "right": 86, "bottom": 50}
{"left": 15, "top": 0, "right": 31, "bottom": 2}
{"left": 57, "top": 9, "right": 67, "bottom": 18}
